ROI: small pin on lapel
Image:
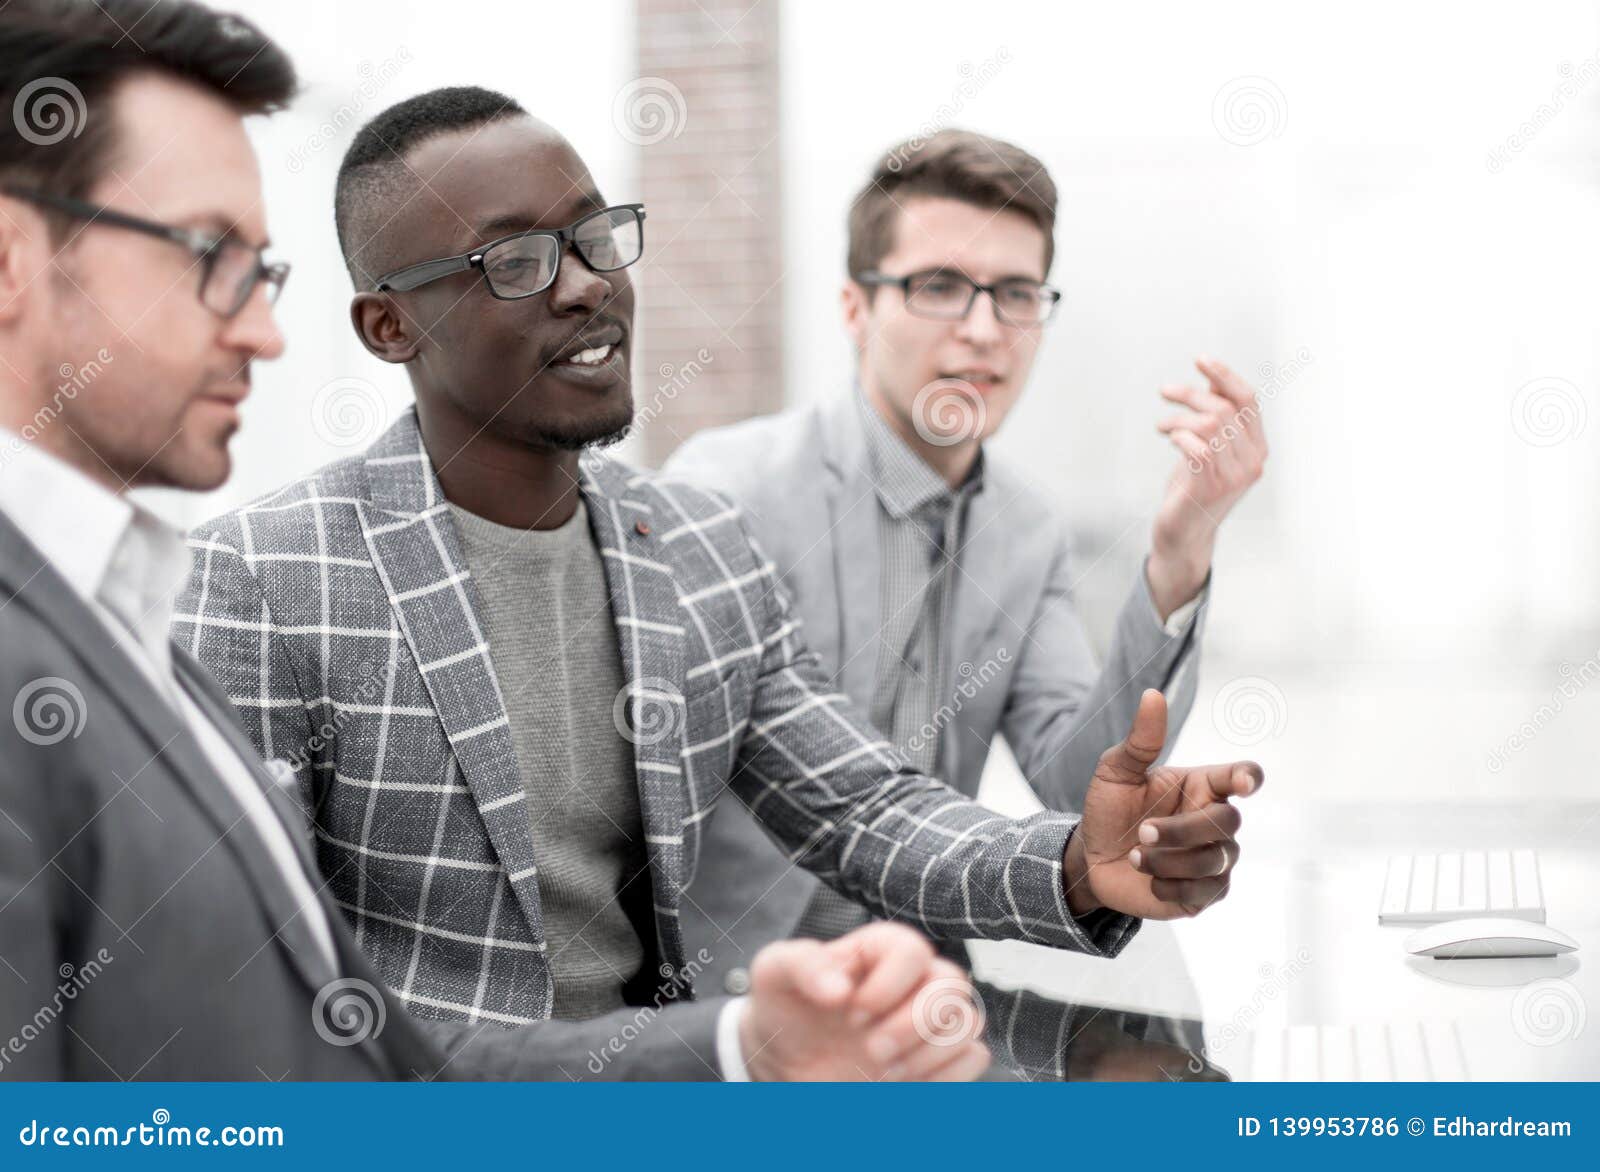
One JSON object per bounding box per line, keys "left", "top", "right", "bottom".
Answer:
{"left": 634, "top": 520, "right": 651, "bottom": 537}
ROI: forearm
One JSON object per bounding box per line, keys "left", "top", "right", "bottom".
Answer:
{"left": 414, "top": 996, "right": 727, "bottom": 1081}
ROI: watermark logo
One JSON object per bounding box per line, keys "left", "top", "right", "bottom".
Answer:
{"left": 1511, "top": 978, "right": 1586, "bottom": 1047}
{"left": 911, "top": 378, "right": 987, "bottom": 447}
{"left": 311, "top": 377, "right": 388, "bottom": 449}
{"left": 1510, "top": 376, "right": 1589, "bottom": 447}
{"left": 612, "top": 77, "right": 687, "bottom": 146}
{"left": 1211, "top": 76, "right": 1287, "bottom": 147}
{"left": 1210, "top": 675, "right": 1287, "bottom": 747}
{"left": 911, "top": 976, "right": 986, "bottom": 1047}
{"left": 612, "top": 677, "right": 682, "bottom": 747}
{"left": 13, "top": 77, "right": 87, "bottom": 146}
{"left": 13, "top": 676, "right": 87, "bottom": 746}
{"left": 311, "top": 977, "right": 387, "bottom": 1047}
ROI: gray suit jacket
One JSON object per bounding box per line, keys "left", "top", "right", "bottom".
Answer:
{"left": 0, "top": 509, "right": 730, "bottom": 1081}
{"left": 666, "top": 393, "right": 1204, "bottom": 991}
{"left": 174, "top": 408, "right": 1135, "bottom": 1053}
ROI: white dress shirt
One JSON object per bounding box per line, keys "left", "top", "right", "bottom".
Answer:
{"left": 0, "top": 430, "right": 339, "bottom": 977}
{"left": 0, "top": 431, "right": 759, "bottom": 1076}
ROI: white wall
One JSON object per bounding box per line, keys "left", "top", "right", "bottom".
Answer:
{"left": 141, "top": 0, "right": 1599, "bottom": 799}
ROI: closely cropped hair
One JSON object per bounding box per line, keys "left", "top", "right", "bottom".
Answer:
{"left": 0, "top": 0, "right": 294, "bottom": 236}
{"left": 334, "top": 85, "right": 526, "bottom": 287}
{"left": 846, "top": 128, "right": 1057, "bottom": 280}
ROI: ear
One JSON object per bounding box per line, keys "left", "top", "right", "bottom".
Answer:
{"left": 350, "top": 291, "right": 420, "bottom": 364}
{"left": 0, "top": 196, "right": 48, "bottom": 326}
{"left": 840, "top": 279, "right": 870, "bottom": 354}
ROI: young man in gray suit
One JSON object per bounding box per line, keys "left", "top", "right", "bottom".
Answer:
{"left": 0, "top": 0, "right": 1004, "bottom": 1083}
{"left": 668, "top": 129, "right": 1270, "bottom": 988}
{"left": 176, "top": 90, "right": 1263, "bottom": 1068}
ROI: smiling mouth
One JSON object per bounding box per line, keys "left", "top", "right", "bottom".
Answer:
{"left": 556, "top": 342, "right": 618, "bottom": 368}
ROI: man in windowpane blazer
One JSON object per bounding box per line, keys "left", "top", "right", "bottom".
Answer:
{"left": 176, "top": 90, "right": 1261, "bottom": 1060}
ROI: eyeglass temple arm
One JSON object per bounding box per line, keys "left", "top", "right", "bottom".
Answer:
{"left": 376, "top": 254, "right": 476, "bottom": 293}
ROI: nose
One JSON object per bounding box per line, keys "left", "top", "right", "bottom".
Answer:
{"left": 221, "top": 282, "right": 286, "bottom": 362}
{"left": 546, "top": 242, "right": 613, "bottom": 316}
{"left": 955, "top": 288, "right": 1005, "bottom": 347}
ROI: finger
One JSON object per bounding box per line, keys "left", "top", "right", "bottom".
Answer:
{"left": 833, "top": 923, "right": 935, "bottom": 1025}
{"left": 752, "top": 938, "right": 852, "bottom": 1008}
{"left": 1129, "top": 840, "right": 1238, "bottom": 879}
{"left": 1151, "top": 875, "right": 1231, "bottom": 911}
{"left": 1195, "top": 354, "right": 1257, "bottom": 410}
{"left": 1096, "top": 689, "right": 1168, "bottom": 784}
{"left": 861, "top": 959, "right": 976, "bottom": 1063}
{"left": 1157, "top": 414, "right": 1223, "bottom": 441}
{"left": 890, "top": 1039, "right": 992, "bottom": 1082}
{"left": 1193, "top": 759, "right": 1265, "bottom": 801}
{"left": 1166, "top": 428, "right": 1216, "bottom": 475}
{"left": 1197, "top": 356, "right": 1269, "bottom": 448}
{"left": 1138, "top": 802, "right": 1241, "bottom": 849}
{"left": 1158, "top": 383, "right": 1233, "bottom": 416}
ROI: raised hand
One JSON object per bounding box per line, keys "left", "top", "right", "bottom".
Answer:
{"left": 1146, "top": 354, "right": 1268, "bottom": 617}
{"left": 1064, "top": 689, "right": 1262, "bottom": 920}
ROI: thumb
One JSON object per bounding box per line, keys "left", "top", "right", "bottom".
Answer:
{"left": 1096, "top": 689, "right": 1168, "bottom": 785}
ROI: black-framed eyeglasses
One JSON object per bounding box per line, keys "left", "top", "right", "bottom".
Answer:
{"left": 855, "top": 268, "right": 1061, "bottom": 327}
{"left": 375, "top": 203, "right": 647, "bottom": 300}
{"left": 1, "top": 186, "right": 289, "bottom": 319}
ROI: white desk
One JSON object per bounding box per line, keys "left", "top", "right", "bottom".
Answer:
{"left": 972, "top": 800, "right": 1598, "bottom": 1080}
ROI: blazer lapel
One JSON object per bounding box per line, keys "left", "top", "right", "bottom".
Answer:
{"left": 0, "top": 516, "right": 336, "bottom": 999}
{"left": 354, "top": 411, "right": 546, "bottom": 950}
{"left": 818, "top": 393, "right": 881, "bottom": 703}
{"left": 580, "top": 457, "right": 689, "bottom": 972}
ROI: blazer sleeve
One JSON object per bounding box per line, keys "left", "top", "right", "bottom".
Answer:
{"left": 1000, "top": 515, "right": 1207, "bottom": 812}
{"left": 172, "top": 525, "right": 320, "bottom": 815}
{"left": 412, "top": 996, "right": 727, "bottom": 1081}
{"left": 723, "top": 515, "right": 1138, "bottom": 958}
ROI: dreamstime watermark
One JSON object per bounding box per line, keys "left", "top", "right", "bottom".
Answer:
{"left": 584, "top": 948, "right": 714, "bottom": 1074}
{"left": 0, "top": 348, "right": 115, "bottom": 470}
{"left": 286, "top": 49, "right": 413, "bottom": 174}
{"left": 911, "top": 377, "right": 987, "bottom": 447}
{"left": 884, "top": 48, "right": 1013, "bottom": 173}
{"left": 1486, "top": 53, "right": 1600, "bottom": 173}
{"left": 310, "top": 376, "right": 389, "bottom": 449}
{"left": 1211, "top": 76, "right": 1287, "bottom": 147}
{"left": 911, "top": 976, "right": 986, "bottom": 1047}
{"left": 612, "top": 676, "right": 683, "bottom": 747}
{"left": 1186, "top": 346, "right": 1309, "bottom": 474}
{"left": 1210, "top": 675, "right": 1287, "bottom": 747}
{"left": 0, "top": 949, "right": 114, "bottom": 1073}
{"left": 277, "top": 657, "right": 398, "bottom": 803}
{"left": 311, "top": 977, "right": 387, "bottom": 1047}
{"left": 1206, "top": 947, "right": 1312, "bottom": 1054}
{"left": 1509, "top": 376, "right": 1590, "bottom": 447}
{"left": 905, "top": 649, "right": 1012, "bottom": 757}
{"left": 1485, "top": 648, "right": 1599, "bottom": 774}
{"left": 13, "top": 76, "right": 87, "bottom": 146}
{"left": 612, "top": 77, "right": 687, "bottom": 147}
{"left": 1511, "top": 978, "right": 1586, "bottom": 1047}
{"left": 12, "top": 676, "right": 88, "bottom": 746}
{"left": 636, "top": 348, "right": 714, "bottom": 430}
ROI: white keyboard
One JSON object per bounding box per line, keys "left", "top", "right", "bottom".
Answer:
{"left": 1246, "top": 1020, "right": 1469, "bottom": 1081}
{"left": 1378, "top": 849, "right": 1545, "bottom": 925}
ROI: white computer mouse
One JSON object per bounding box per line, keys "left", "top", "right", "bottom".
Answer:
{"left": 1404, "top": 917, "right": 1578, "bottom": 959}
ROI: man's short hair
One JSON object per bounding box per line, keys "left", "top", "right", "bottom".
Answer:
{"left": 333, "top": 85, "right": 526, "bottom": 288}
{"left": 0, "top": 0, "right": 294, "bottom": 239}
{"left": 846, "top": 128, "right": 1057, "bottom": 281}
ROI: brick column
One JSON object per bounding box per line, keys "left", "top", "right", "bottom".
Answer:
{"left": 627, "top": 0, "right": 784, "bottom": 466}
